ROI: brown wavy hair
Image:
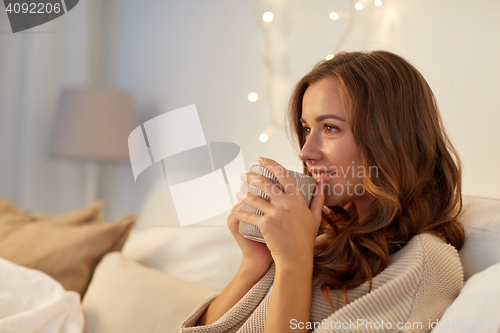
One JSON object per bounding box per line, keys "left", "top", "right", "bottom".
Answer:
{"left": 286, "top": 50, "right": 465, "bottom": 312}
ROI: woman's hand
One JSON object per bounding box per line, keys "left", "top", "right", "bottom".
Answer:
{"left": 198, "top": 193, "right": 274, "bottom": 326}
{"left": 227, "top": 187, "right": 273, "bottom": 272}
{"left": 235, "top": 157, "right": 327, "bottom": 270}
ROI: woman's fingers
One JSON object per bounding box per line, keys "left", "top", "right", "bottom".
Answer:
{"left": 257, "top": 158, "right": 301, "bottom": 197}
{"left": 231, "top": 200, "right": 243, "bottom": 214}
{"left": 242, "top": 172, "right": 286, "bottom": 205}
{"left": 240, "top": 172, "right": 282, "bottom": 201}
{"left": 227, "top": 202, "right": 243, "bottom": 229}
{"left": 309, "top": 181, "right": 326, "bottom": 223}
{"left": 235, "top": 189, "right": 273, "bottom": 215}
{"left": 241, "top": 158, "right": 304, "bottom": 210}
{"left": 235, "top": 180, "right": 247, "bottom": 204}
{"left": 235, "top": 210, "right": 262, "bottom": 230}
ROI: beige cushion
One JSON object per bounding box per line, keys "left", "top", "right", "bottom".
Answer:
{"left": 0, "top": 198, "right": 104, "bottom": 224}
{"left": 0, "top": 198, "right": 29, "bottom": 216}
{"left": 82, "top": 252, "right": 218, "bottom": 333}
{"left": 0, "top": 200, "right": 136, "bottom": 298}
{"left": 32, "top": 201, "right": 104, "bottom": 225}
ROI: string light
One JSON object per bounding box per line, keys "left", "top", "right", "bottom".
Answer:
{"left": 256, "top": 2, "right": 279, "bottom": 142}
{"left": 374, "top": 0, "right": 382, "bottom": 6}
{"left": 259, "top": 125, "right": 276, "bottom": 143}
{"left": 255, "top": 1, "right": 372, "bottom": 142}
{"left": 248, "top": 92, "right": 259, "bottom": 102}
{"left": 329, "top": 12, "right": 339, "bottom": 20}
{"left": 262, "top": 11, "right": 273, "bottom": 22}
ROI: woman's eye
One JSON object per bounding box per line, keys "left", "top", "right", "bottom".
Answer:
{"left": 301, "top": 124, "right": 339, "bottom": 137}
{"left": 325, "top": 124, "right": 339, "bottom": 133}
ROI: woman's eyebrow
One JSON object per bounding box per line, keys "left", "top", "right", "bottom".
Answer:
{"left": 300, "top": 114, "right": 346, "bottom": 123}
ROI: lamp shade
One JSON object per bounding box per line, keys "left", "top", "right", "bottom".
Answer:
{"left": 48, "top": 88, "right": 137, "bottom": 160}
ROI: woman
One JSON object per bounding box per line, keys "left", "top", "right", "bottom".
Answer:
{"left": 181, "top": 51, "right": 465, "bottom": 332}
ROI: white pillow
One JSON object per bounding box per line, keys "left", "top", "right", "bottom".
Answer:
{"left": 459, "top": 196, "right": 500, "bottom": 280}
{"left": 0, "top": 257, "right": 83, "bottom": 333}
{"left": 431, "top": 262, "right": 500, "bottom": 333}
{"left": 122, "top": 185, "right": 243, "bottom": 292}
{"left": 122, "top": 225, "right": 242, "bottom": 292}
{"left": 82, "top": 252, "right": 218, "bottom": 333}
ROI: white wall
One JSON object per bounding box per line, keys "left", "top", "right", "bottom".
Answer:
{"left": 1, "top": 0, "right": 498, "bottom": 221}
{"left": 337, "top": 0, "right": 500, "bottom": 198}
{"left": 0, "top": 0, "right": 96, "bottom": 214}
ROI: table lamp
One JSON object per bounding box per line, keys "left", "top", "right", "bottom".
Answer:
{"left": 48, "top": 87, "right": 137, "bottom": 204}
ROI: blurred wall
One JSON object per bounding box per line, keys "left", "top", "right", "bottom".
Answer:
{"left": 0, "top": 0, "right": 99, "bottom": 214}
{"left": 0, "top": 0, "right": 498, "bottom": 221}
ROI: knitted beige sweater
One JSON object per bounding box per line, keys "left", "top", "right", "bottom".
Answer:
{"left": 181, "top": 233, "right": 463, "bottom": 333}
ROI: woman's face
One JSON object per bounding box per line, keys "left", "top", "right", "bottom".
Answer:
{"left": 299, "top": 77, "right": 373, "bottom": 210}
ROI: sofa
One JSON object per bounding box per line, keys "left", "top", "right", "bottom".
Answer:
{"left": 0, "top": 193, "right": 499, "bottom": 332}
{"left": 80, "top": 193, "right": 500, "bottom": 332}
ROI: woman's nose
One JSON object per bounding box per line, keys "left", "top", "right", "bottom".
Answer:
{"left": 299, "top": 136, "right": 321, "bottom": 163}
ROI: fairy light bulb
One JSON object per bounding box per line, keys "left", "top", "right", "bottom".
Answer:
{"left": 326, "top": 54, "right": 334, "bottom": 60}
{"left": 262, "top": 11, "right": 273, "bottom": 22}
{"left": 329, "top": 12, "right": 339, "bottom": 20}
{"left": 248, "top": 92, "right": 258, "bottom": 102}
{"left": 355, "top": 2, "right": 363, "bottom": 10}
{"left": 259, "top": 125, "right": 276, "bottom": 143}
{"left": 374, "top": 0, "right": 382, "bottom": 6}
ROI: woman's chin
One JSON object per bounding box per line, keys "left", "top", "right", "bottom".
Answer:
{"left": 323, "top": 191, "right": 353, "bottom": 208}
{"left": 323, "top": 194, "right": 342, "bottom": 207}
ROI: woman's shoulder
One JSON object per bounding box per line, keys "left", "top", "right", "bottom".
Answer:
{"left": 369, "top": 233, "right": 464, "bottom": 316}
{"left": 385, "top": 232, "right": 463, "bottom": 285}
{"left": 341, "top": 232, "right": 464, "bottom": 296}
{"left": 312, "top": 232, "right": 464, "bottom": 328}
{"left": 393, "top": 232, "right": 461, "bottom": 264}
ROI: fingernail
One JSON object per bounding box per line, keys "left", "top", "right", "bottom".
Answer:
{"left": 241, "top": 173, "right": 246, "bottom": 180}
{"left": 258, "top": 157, "right": 264, "bottom": 164}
